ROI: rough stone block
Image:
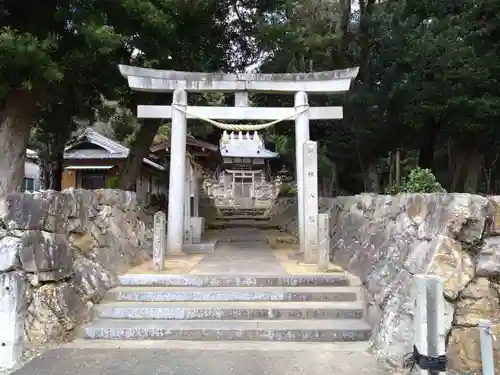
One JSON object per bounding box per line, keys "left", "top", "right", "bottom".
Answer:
{"left": 65, "top": 188, "right": 98, "bottom": 221}
{"left": 447, "top": 325, "right": 500, "bottom": 374}
{"left": 94, "top": 189, "right": 137, "bottom": 211}
{"left": 369, "top": 284, "right": 415, "bottom": 367}
{"left": 446, "top": 194, "right": 490, "bottom": 244}
{"left": 0, "top": 193, "right": 47, "bottom": 231}
{"left": 487, "top": 196, "right": 500, "bottom": 235}
{"left": 72, "top": 256, "right": 118, "bottom": 303}
{"left": 0, "top": 237, "right": 21, "bottom": 272}
{"left": 34, "top": 190, "right": 74, "bottom": 233}
{"left": 426, "top": 235, "right": 474, "bottom": 300}
{"left": 476, "top": 237, "right": 500, "bottom": 277}
{"left": 25, "top": 282, "right": 91, "bottom": 343}
{"left": 69, "top": 232, "right": 96, "bottom": 257}
{"left": 455, "top": 278, "right": 500, "bottom": 326}
{"left": 18, "top": 231, "right": 73, "bottom": 281}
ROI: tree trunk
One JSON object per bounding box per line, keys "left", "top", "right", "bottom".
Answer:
{"left": 337, "top": 0, "right": 352, "bottom": 68}
{"left": 37, "top": 104, "right": 73, "bottom": 191}
{"left": 0, "top": 91, "right": 36, "bottom": 197}
{"left": 388, "top": 151, "right": 394, "bottom": 187}
{"left": 39, "top": 146, "right": 64, "bottom": 191}
{"left": 450, "top": 152, "right": 465, "bottom": 192}
{"left": 118, "top": 118, "right": 161, "bottom": 191}
{"left": 395, "top": 148, "right": 401, "bottom": 188}
{"left": 363, "top": 163, "right": 380, "bottom": 193}
{"left": 463, "top": 149, "right": 483, "bottom": 193}
{"left": 418, "top": 117, "right": 439, "bottom": 170}
{"left": 45, "top": 134, "right": 65, "bottom": 191}
{"left": 358, "top": 0, "right": 375, "bottom": 83}
{"left": 40, "top": 157, "right": 50, "bottom": 189}
{"left": 50, "top": 152, "right": 63, "bottom": 191}
{"left": 41, "top": 151, "right": 64, "bottom": 191}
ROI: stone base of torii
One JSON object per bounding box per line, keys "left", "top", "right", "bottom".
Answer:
{"left": 118, "top": 65, "right": 359, "bottom": 271}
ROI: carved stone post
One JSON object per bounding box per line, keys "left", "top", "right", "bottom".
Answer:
{"left": 302, "top": 140, "right": 318, "bottom": 264}
{"left": 153, "top": 211, "right": 166, "bottom": 272}
{"left": 317, "top": 213, "right": 330, "bottom": 271}
{"left": 184, "top": 157, "right": 192, "bottom": 244}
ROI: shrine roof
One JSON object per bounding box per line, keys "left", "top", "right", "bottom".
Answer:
{"left": 64, "top": 128, "right": 165, "bottom": 171}
{"left": 150, "top": 135, "right": 218, "bottom": 153}
{"left": 219, "top": 131, "right": 278, "bottom": 159}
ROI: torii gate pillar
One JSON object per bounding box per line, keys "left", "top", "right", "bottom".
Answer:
{"left": 166, "top": 89, "right": 187, "bottom": 254}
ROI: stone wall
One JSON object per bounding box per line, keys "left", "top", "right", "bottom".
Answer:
{"left": 0, "top": 189, "right": 152, "bottom": 344}
{"left": 273, "top": 194, "right": 500, "bottom": 373}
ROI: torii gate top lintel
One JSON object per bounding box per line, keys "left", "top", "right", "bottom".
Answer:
{"left": 118, "top": 64, "right": 359, "bottom": 94}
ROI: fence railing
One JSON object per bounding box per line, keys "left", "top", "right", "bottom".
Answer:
{"left": 407, "top": 274, "right": 496, "bottom": 375}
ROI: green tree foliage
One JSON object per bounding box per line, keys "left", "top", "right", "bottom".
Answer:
{"left": 388, "top": 167, "right": 445, "bottom": 194}
{"left": 256, "top": 0, "right": 500, "bottom": 195}
{"left": 1, "top": 0, "right": 264, "bottom": 193}
{"left": 3, "top": 0, "right": 500, "bottom": 196}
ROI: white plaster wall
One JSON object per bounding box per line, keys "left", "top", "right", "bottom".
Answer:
{"left": 24, "top": 160, "right": 40, "bottom": 191}
{"left": 24, "top": 160, "right": 39, "bottom": 180}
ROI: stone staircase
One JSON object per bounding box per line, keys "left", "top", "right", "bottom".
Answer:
{"left": 82, "top": 274, "right": 372, "bottom": 342}
{"left": 207, "top": 206, "right": 277, "bottom": 230}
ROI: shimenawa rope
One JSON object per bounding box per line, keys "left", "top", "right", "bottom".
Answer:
{"left": 171, "top": 104, "right": 309, "bottom": 131}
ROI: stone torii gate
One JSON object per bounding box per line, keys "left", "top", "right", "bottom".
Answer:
{"left": 118, "top": 65, "right": 358, "bottom": 264}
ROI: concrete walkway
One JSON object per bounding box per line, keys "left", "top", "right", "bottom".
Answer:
{"left": 193, "top": 228, "right": 285, "bottom": 275}
{"left": 11, "top": 341, "right": 390, "bottom": 375}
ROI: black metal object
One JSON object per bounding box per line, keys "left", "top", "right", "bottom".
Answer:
{"left": 403, "top": 345, "right": 447, "bottom": 372}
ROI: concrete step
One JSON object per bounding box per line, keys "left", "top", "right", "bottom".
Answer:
{"left": 213, "top": 217, "right": 271, "bottom": 222}
{"left": 64, "top": 339, "right": 373, "bottom": 352}
{"left": 118, "top": 274, "right": 349, "bottom": 287}
{"left": 94, "top": 301, "right": 364, "bottom": 320}
{"left": 105, "top": 286, "right": 358, "bottom": 303}
{"left": 208, "top": 221, "right": 277, "bottom": 229}
{"left": 82, "top": 319, "right": 372, "bottom": 342}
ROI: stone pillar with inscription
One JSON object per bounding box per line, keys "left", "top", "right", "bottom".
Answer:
{"left": 302, "top": 140, "right": 318, "bottom": 264}
{"left": 193, "top": 174, "right": 200, "bottom": 217}
{"left": 184, "top": 157, "right": 193, "bottom": 244}
{"left": 317, "top": 212, "right": 330, "bottom": 271}
{"left": 153, "top": 211, "right": 166, "bottom": 272}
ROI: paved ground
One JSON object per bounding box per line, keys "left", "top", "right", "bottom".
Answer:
{"left": 192, "top": 229, "right": 286, "bottom": 275}
{"left": 11, "top": 341, "right": 391, "bottom": 375}
{"left": 125, "top": 228, "right": 348, "bottom": 276}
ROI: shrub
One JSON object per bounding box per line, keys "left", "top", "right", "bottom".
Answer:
{"left": 388, "top": 167, "right": 446, "bottom": 194}
{"left": 278, "top": 184, "right": 297, "bottom": 197}
{"left": 105, "top": 176, "right": 120, "bottom": 189}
